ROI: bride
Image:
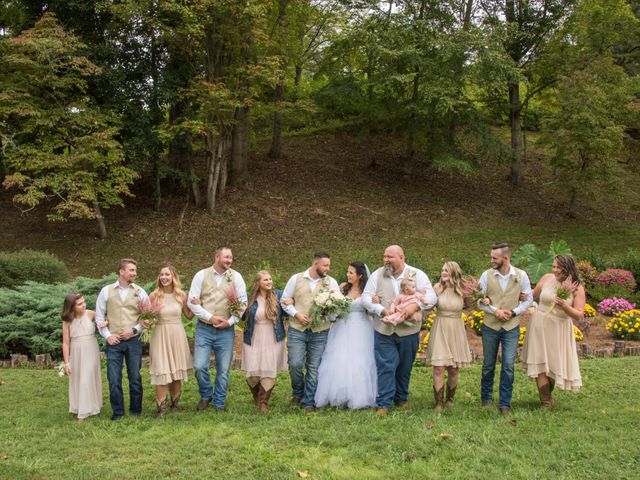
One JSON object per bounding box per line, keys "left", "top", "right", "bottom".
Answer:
{"left": 315, "top": 261, "right": 377, "bottom": 409}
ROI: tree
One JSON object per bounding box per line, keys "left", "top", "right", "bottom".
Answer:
{"left": 0, "top": 13, "right": 137, "bottom": 239}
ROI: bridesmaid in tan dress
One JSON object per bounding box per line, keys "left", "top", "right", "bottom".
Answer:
{"left": 61, "top": 293, "right": 102, "bottom": 421}
{"left": 522, "top": 255, "right": 584, "bottom": 407}
{"left": 148, "top": 265, "right": 194, "bottom": 418}
{"left": 426, "top": 261, "right": 473, "bottom": 412}
{"left": 241, "top": 270, "right": 288, "bottom": 413}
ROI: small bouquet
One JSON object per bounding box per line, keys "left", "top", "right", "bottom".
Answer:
{"left": 547, "top": 277, "right": 577, "bottom": 316}
{"left": 224, "top": 285, "right": 246, "bottom": 318}
{"left": 138, "top": 297, "right": 162, "bottom": 343}
{"left": 309, "top": 287, "right": 352, "bottom": 329}
{"left": 56, "top": 362, "right": 67, "bottom": 377}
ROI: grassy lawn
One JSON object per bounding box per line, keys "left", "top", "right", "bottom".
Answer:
{"left": 1, "top": 357, "right": 638, "bottom": 479}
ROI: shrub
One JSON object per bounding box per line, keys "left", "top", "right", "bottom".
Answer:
{"left": 584, "top": 304, "right": 596, "bottom": 318}
{"left": 594, "top": 269, "right": 636, "bottom": 294}
{"left": 573, "top": 325, "right": 585, "bottom": 342}
{"left": 605, "top": 309, "right": 640, "bottom": 340}
{"left": 576, "top": 261, "right": 598, "bottom": 289}
{"left": 0, "top": 250, "right": 70, "bottom": 288}
{"left": 589, "top": 284, "right": 635, "bottom": 302}
{"left": 512, "top": 240, "right": 572, "bottom": 284}
{"left": 597, "top": 297, "right": 636, "bottom": 316}
{"left": 615, "top": 249, "right": 640, "bottom": 282}
{"left": 0, "top": 274, "right": 116, "bottom": 358}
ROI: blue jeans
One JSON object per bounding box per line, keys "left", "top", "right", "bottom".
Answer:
{"left": 193, "top": 322, "right": 235, "bottom": 409}
{"left": 481, "top": 324, "right": 520, "bottom": 408}
{"left": 374, "top": 331, "right": 419, "bottom": 409}
{"left": 105, "top": 337, "right": 143, "bottom": 419}
{"left": 287, "top": 328, "right": 328, "bottom": 408}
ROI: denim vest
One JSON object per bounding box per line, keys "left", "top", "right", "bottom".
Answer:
{"left": 242, "top": 289, "right": 287, "bottom": 345}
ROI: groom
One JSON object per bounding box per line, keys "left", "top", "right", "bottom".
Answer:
{"left": 363, "top": 245, "right": 436, "bottom": 415}
{"left": 281, "top": 251, "right": 340, "bottom": 412}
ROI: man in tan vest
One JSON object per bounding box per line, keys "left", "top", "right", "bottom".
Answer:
{"left": 478, "top": 243, "right": 532, "bottom": 416}
{"left": 188, "top": 246, "right": 247, "bottom": 411}
{"left": 96, "top": 258, "right": 149, "bottom": 421}
{"left": 362, "top": 245, "right": 436, "bottom": 415}
{"left": 281, "top": 251, "right": 340, "bottom": 412}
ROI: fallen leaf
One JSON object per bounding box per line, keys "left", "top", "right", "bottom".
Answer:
{"left": 509, "top": 419, "right": 517, "bottom": 427}
{"left": 1, "top": 454, "right": 8, "bottom": 460}
{"left": 464, "top": 391, "right": 472, "bottom": 398}
{"left": 297, "top": 471, "right": 310, "bottom": 478}
{"left": 425, "top": 420, "right": 434, "bottom": 429}
{"left": 438, "top": 433, "right": 453, "bottom": 440}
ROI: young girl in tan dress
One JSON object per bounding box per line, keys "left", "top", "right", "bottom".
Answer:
{"left": 148, "top": 265, "right": 194, "bottom": 417}
{"left": 426, "top": 262, "right": 474, "bottom": 412}
{"left": 522, "top": 255, "right": 584, "bottom": 407}
{"left": 61, "top": 293, "right": 103, "bottom": 421}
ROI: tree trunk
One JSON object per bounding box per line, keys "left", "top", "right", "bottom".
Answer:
{"left": 93, "top": 201, "right": 107, "bottom": 240}
{"left": 403, "top": 69, "right": 420, "bottom": 175}
{"left": 231, "top": 106, "right": 250, "bottom": 186}
{"left": 268, "top": 86, "right": 284, "bottom": 159}
{"left": 509, "top": 81, "right": 523, "bottom": 186}
{"left": 293, "top": 64, "right": 302, "bottom": 99}
{"left": 205, "top": 133, "right": 221, "bottom": 215}
{"left": 268, "top": 0, "right": 288, "bottom": 159}
{"left": 189, "top": 157, "right": 203, "bottom": 208}
{"left": 364, "top": 54, "right": 376, "bottom": 168}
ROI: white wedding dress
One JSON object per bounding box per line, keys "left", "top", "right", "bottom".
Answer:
{"left": 314, "top": 297, "right": 377, "bottom": 409}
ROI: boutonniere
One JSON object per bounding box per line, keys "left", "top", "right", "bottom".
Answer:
{"left": 225, "top": 270, "right": 233, "bottom": 284}
{"left": 514, "top": 275, "right": 519, "bottom": 284}
{"left": 321, "top": 277, "right": 330, "bottom": 288}
{"left": 407, "top": 269, "right": 416, "bottom": 281}
{"left": 134, "top": 287, "right": 140, "bottom": 297}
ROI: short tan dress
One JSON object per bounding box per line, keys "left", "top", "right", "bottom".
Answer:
{"left": 426, "top": 287, "right": 473, "bottom": 368}
{"left": 149, "top": 294, "right": 192, "bottom": 385}
{"left": 522, "top": 279, "right": 582, "bottom": 391}
{"left": 241, "top": 296, "right": 287, "bottom": 378}
{"left": 68, "top": 313, "right": 102, "bottom": 419}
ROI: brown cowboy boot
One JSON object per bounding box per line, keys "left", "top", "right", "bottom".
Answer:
{"left": 549, "top": 377, "right": 555, "bottom": 393}
{"left": 538, "top": 382, "right": 553, "bottom": 409}
{"left": 433, "top": 386, "right": 445, "bottom": 413}
{"left": 445, "top": 383, "right": 457, "bottom": 407}
{"left": 258, "top": 385, "right": 273, "bottom": 414}
{"left": 170, "top": 393, "right": 181, "bottom": 413}
{"left": 156, "top": 399, "right": 168, "bottom": 419}
{"left": 247, "top": 379, "right": 260, "bottom": 405}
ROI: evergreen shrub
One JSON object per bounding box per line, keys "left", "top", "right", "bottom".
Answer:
{"left": 0, "top": 250, "right": 70, "bottom": 288}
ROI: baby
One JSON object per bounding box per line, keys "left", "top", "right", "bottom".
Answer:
{"left": 383, "top": 278, "right": 427, "bottom": 327}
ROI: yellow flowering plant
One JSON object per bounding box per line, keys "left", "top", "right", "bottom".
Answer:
{"left": 518, "top": 326, "right": 526, "bottom": 346}
{"left": 573, "top": 324, "right": 584, "bottom": 342}
{"left": 583, "top": 304, "right": 596, "bottom": 318}
{"left": 605, "top": 309, "right": 640, "bottom": 341}
{"left": 463, "top": 310, "right": 485, "bottom": 336}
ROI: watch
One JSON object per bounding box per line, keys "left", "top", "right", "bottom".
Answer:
{"left": 510, "top": 309, "right": 517, "bottom": 318}
{"left": 133, "top": 326, "right": 139, "bottom": 335}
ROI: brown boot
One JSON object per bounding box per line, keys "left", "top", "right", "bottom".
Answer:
{"left": 433, "top": 386, "right": 445, "bottom": 413}
{"left": 548, "top": 377, "right": 555, "bottom": 394}
{"left": 258, "top": 385, "right": 273, "bottom": 414}
{"left": 170, "top": 393, "right": 181, "bottom": 413}
{"left": 247, "top": 379, "right": 260, "bottom": 405}
{"left": 445, "top": 383, "right": 457, "bottom": 407}
{"left": 156, "top": 399, "right": 168, "bottom": 419}
{"left": 538, "top": 382, "right": 553, "bottom": 408}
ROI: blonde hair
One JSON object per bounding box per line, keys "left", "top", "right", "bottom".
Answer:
{"left": 150, "top": 264, "right": 186, "bottom": 305}
{"left": 244, "top": 270, "right": 278, "bottom": 324}
{"left": 400, "top": 278, "right": 416, "bottom": 294}
{"left": 435, "top": 261, "right": 472, "bottom": 298}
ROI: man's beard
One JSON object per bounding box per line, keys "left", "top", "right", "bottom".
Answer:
{"left": 382, "top": 265, "right": 394, "bottom": 278}
{"left": 315, "top": 266, "right": 327, "bottom": 278}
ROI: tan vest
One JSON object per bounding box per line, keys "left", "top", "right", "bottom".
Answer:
{"left": 288, "top": 273, "right": 333, "bottom": 333}
{"left": 373, "top": 267, "right": 422, "bottom": 337}
{"left": 200, "top": 266, "right": 235, "bottom": 319}
{"left": 105, "top": 284, "right": 141, "bottom": 334}
{"left": 482, "top": 268, "right": 524, "bottom": 331}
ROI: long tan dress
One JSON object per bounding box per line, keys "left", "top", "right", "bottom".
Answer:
{"left": 426, "top": 288, "right": 472, "bottom": 368}
{"left": 68, "top": 313, "right": 102, "bottom": 419}
{"left": 149, "top": 294, "right": 192, "bottom": 385}
{"left": 522, "top": 279, "right": 582, "bottom": 391}
{"left": 241, "top": 296, "right": 287, "bottom": 378}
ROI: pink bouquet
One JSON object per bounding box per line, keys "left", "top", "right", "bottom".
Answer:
{"left": 224, "top": 285, "right": 246, "bottom": 318}
{"left": 138, "top": 297, "right": 162, "bottom": 343}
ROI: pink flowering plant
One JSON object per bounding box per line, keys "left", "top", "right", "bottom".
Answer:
{"left": 595, "top": 269, "right": 636, "bottom": 293}
{"left": 138, "top": 297, "right": 162, "bottom": 343}
{"left": 597, "top": 297, "right": 636, "bottom": 317}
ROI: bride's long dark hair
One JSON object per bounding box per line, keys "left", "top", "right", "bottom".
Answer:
{"left": 342, "top": 261, "right": 368, "bottom": 295}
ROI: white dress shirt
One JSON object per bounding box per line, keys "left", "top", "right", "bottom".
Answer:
{"left": 361, "top": 264, "right": 437, "bottom": 316}
{"left": 187, "top": 267, "right": 247, "bottom": 325}
{"left": 280, "top": 269, "right": 340, "bottom": 317}
{"left": 477, "top": 265, "right": 533, "bottom": 316}
{"left": 95, "top": 282, "right": 148, "bottom": 339}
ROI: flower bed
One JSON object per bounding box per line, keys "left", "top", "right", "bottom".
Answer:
{"left": 606, "top": 310, "right": 640, "bottom": 341}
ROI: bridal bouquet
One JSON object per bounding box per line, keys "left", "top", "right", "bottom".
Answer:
{"left": 138, "top": 297, "right": 162, "bottom": 343}
{"left": 547, "top": 277, "right": 577, "bottom": 316}
{"left": 309, "top": 287, "right": 352, "bottom": 329}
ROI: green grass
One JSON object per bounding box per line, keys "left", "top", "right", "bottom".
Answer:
{"left": 1, "top": 358, "right": 638, "bottom": 479}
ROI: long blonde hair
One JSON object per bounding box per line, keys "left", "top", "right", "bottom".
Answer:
{"left": 435, "top": 261, "right": 475, "bottom": 298}
{"left": 150, "top": 264, "right": 186, "bottom": 305}
{"left": 244, "top": 270, "right": 278, "bottom": 324}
